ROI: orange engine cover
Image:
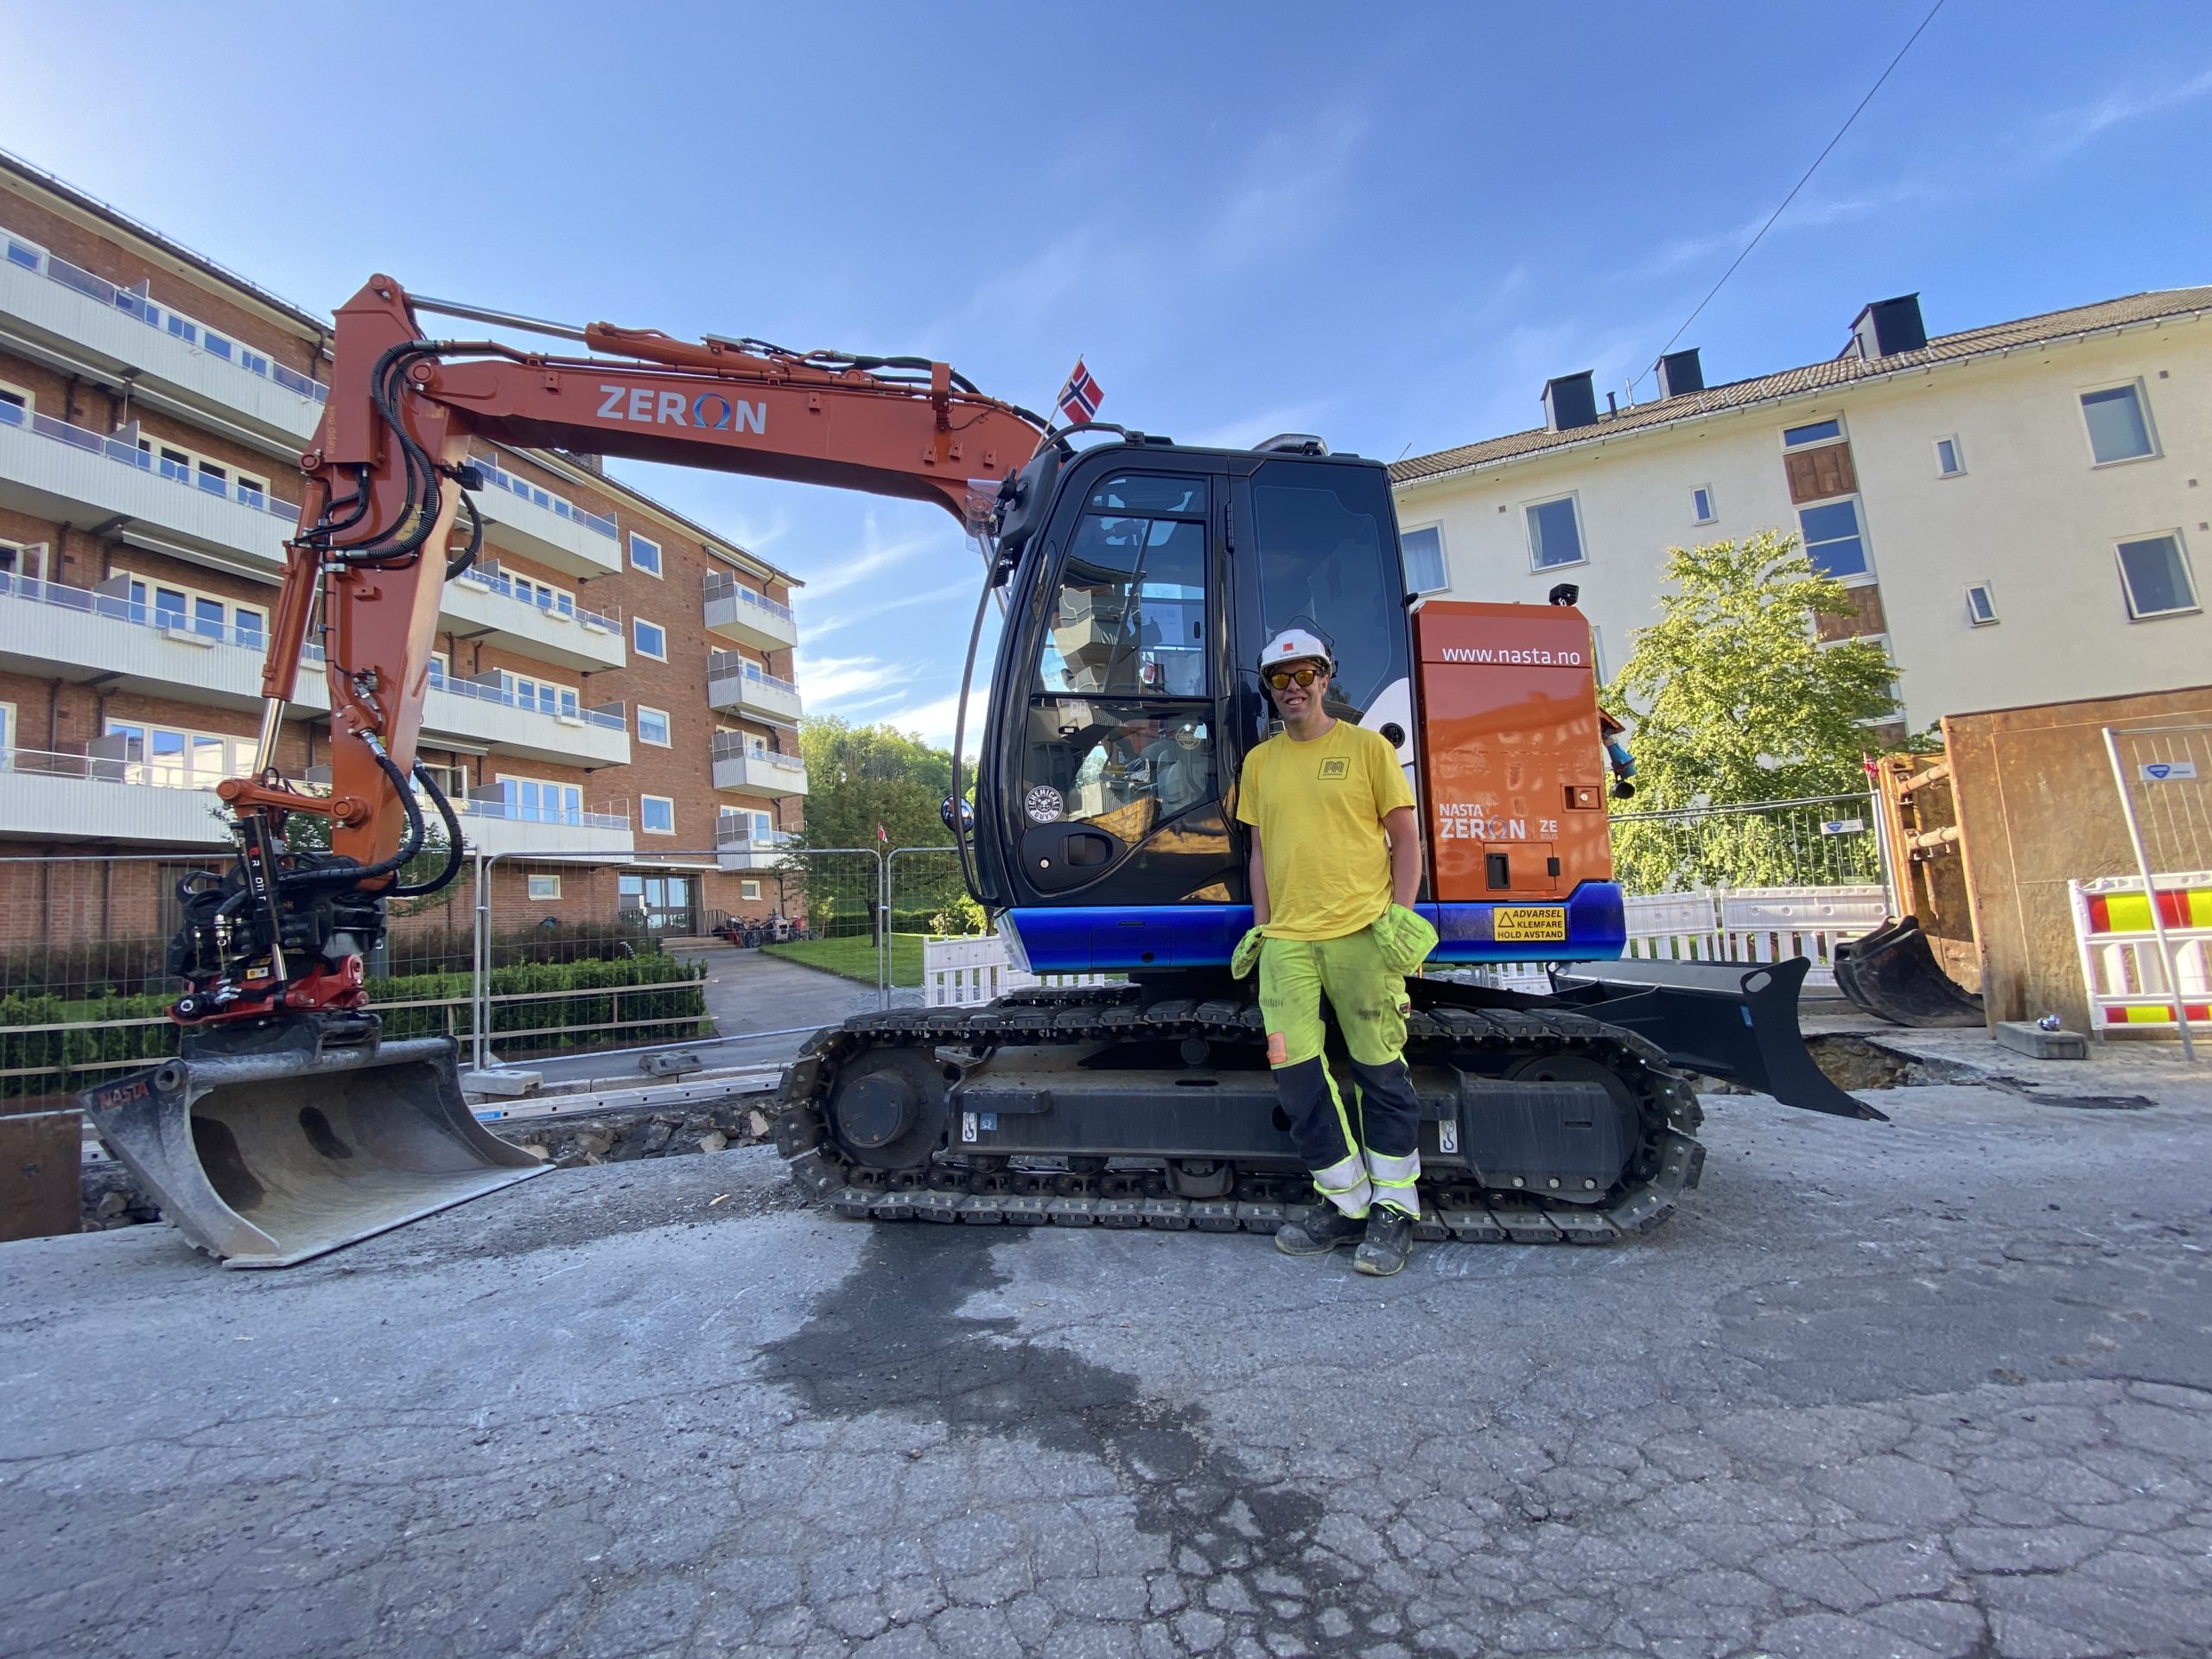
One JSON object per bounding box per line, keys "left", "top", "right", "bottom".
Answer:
{"left": 1414, "top": 601, "right": 1612, "bottom": 904}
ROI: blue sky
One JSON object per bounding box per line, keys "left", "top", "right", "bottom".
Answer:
{"left": 6, "top": 1, "right": 2209, "bottom": 746}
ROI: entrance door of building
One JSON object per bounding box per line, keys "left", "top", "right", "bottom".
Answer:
{"left": 620, "top": 874, "right": 696, "bottom": 934}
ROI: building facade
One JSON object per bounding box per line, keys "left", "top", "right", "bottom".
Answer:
{"left": 0, "top": 150, "right": 806, "bottom": 944}
{"left": 1391, "top": 289, "right": 2212, "bottom": 735}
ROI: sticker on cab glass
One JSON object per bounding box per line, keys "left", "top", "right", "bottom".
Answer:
{"left": 1494, "top": 906, "right": 1567, "bottom": 942}
{"left": 1024, "top": 785, "right": 1064, "bottom": 824}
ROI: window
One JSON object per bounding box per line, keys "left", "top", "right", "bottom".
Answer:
{"left": 2115, "top": 534, "right": 2197, "bottom": 620}
{"left": 102, "top": 718, "right": 253, "bottom": 783}
{"left": 1783, "top": 418, "right": 1844, "bottom": 448}
{"left": 634, "top": 617, "right": 667, "bottom": 660}
{"left": 527, "top": 874, "right": 561, "bottom": 900}
{"left": 1799, "top": 499, "right": 1872, "bottom": 581}
{"left": 629, "top": 532, "right": 663, "bottom": 577}
{"left": 0, "top": 541, "right": 47, "bottom": 586}
{"left": 1965, "top": 583, "right": 1999, "bottom": 626}
{"left": 641, "top": 795, "right": 676, "bottom": 835}
{"left": 637, "top": 705, "right": 671, "bottom": 745}
{"left": 0, "top": 700, "right": 15, "bottom": 757}
{"left": 0, "top": 379, "right": 29, "bottom": 419}
{"left": 1036, "top": 480, "right": 1208, "bottom": 697}
{"left": 508, "top": 573, "right": 575, "bottom": 618}
{"left": 1525, "top": 495, "right": 1585, "bottom": 570}
{"left": 1935, "top": 437, "right": 1965, "bottom": 478}
{"left": 2082, "top": 384, "right": 2156, "bottom": 466}
{"left": 1590, "top": 624, "right": 1608, "bottom": 683}
{"left": 1399, "top": 525, "right": 1447, "bottom": 594}
{"left": 1691, "top": 486, "right": 1715, "bottom": 524}
{"left": 741, "top": 879, "right": 761, "bottom": 900}
{"left": 497, "top": 777, "right": 583, "bottom": 823}
{"left": 234, "top": 607, "right": 266, "bottom": 648}
{"left": 499, "top": 671, "right": 581, "bottom": 718}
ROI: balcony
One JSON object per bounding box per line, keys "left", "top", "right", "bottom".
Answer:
{"left": 716, "top": 823, "right": 796, "bottom": 872}
{"left": 0, "top": 404, "right": 296, "bottom": 575}
{"left": 706, "top": 651, "right": 803, "bottom": 724}
{"left": 702, "top": 571, "right": 797, "bottom": 652}
{"left": 0, "top": 747, "right": 231, "bottom": 845}
{"left": 471, "top": 458, "right": 621, "bottom": 578}
{"left": 0, "top": 574, "right": 321, "bottom": 710}
{"left": 453, "top": 796, "right": 634, "bottom": 860}
{"left": 0, "top": 235, "right": 326, "bottom": 448}
{"left": 710, "top": 732, "right": 809, "bottom": 799}
{"left": 422, "top": 674, "right": 631, "bottom": 770}
{"left": 442, "top": 564, "right": 626, "bottom": 672}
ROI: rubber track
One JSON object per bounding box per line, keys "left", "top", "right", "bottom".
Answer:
{"left": 772, "top": 982, "right": 1707, "bottom": 1246}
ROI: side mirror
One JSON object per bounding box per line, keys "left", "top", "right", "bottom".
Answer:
{"left": 942, "top": 795, "right": 976, "bottom": 832}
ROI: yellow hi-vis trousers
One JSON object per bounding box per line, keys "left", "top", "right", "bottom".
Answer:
{"left": 1256, "top": 929, "right": 1423, "bottom": 1218}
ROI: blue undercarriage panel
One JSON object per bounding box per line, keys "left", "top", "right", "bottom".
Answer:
{"left": 1008, "top": 884, "right": 1627, "bottom": 973}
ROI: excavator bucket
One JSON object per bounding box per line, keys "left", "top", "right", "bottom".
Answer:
{"left": 1834, "top": 916, "right": 1986, "bottom": 1028}
{"left": 1547, "top": 956, "right": 1888, "bottom": 1122}
{"left": 77, "top": 1035, "right": 548, "bottom": 1268}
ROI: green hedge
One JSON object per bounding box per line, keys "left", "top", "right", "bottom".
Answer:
{"left": 0, "top": 955, "right": 707, "bottom": 1098}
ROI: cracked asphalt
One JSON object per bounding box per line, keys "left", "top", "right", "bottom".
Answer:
{"left": 4, "top": 1071, "right": 2211, "bottom": 1659}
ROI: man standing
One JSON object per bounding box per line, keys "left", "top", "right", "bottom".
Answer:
{"left": 1233, "top": 628, "right": 1437, "bottom": 1276}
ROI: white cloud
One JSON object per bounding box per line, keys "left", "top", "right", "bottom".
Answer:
{"left": 2035, "top": 63, "right": 2212, "bottom": 161}
{"left": 801, "top": 574, "right": 986, "bottom": 643}
{"left": 1180, "top": 401, "right": 1332, "bottom": 451}
{"left": 861, "top": 688, "right": 993, "bottom": 754}
{"left": 791, "top": 652, "right": 908, "bottom": 708}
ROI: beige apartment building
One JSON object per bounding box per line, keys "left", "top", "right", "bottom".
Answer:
{"left": 1392, "top": 289, "right": 2212, "bottom": 734}
{"left": 0, "top": 150, "right": 807, "bottom": 941}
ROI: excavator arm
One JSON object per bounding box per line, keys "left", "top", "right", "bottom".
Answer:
{"left": 183, "top": 276, "right": 1046, "bottom": 1033}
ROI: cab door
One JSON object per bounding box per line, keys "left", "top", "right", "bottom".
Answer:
{"left": 996, "top": 462, "right": 1240, "bottom": 907}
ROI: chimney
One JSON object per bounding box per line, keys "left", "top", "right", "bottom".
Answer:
{"left": 1542, "top": 371, "right": 1599, "bottom": 433}
{"left": 1656, "top": 348, "right": 1704, "bottom": 399}
{"left": 1850, "top": 294, "right": 1926, "bottom": 359}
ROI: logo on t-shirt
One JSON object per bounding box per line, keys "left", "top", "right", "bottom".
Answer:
{"left": 1318, "top": 757, "right": 1350, "bottom": 780}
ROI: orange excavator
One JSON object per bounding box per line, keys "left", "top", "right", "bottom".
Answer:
{"left": 79, "top": 277, "right": 1872, "bottom": 1267}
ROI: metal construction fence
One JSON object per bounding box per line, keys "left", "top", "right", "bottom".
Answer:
{"left": 1606, "top": 791, "right": 1885, "bottom": 896}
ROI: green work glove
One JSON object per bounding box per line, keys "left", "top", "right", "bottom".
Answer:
{"left": 1230, "top": 925, "right": 1266, "bottom": 979}
{"left": 1370, "top": 904, "right": 1440, "bottom": 976}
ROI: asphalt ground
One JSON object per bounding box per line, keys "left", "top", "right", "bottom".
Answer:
{"left": 4, "top": 1065, "right": 2211, "bottom": 1659}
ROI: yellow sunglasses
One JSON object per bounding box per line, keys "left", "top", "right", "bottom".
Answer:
{"left": 1264, "top": 665, "right": 1324, "bottom": 690}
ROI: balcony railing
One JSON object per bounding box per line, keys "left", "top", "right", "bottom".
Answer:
{"left": 3, "top": 744, "right": 225, "bottom": 791}
{"left": 0, "top": 571, "right": 272, "bottom": 650}
{"left": 0, "top": 401, "right": 301, "bottom": 519}
{"left": 3, "top": 231, "right": 327, "bottom": 402}
{"left": 702, "top": 571, "right": 794, "bottom": 624}
{"left": 472, "top": 457, "right": 619, "bottom": 540}
{"left": 715, "top": 823, "right": 795, "bottom": 853}
{"left": 454, "top": 796, "right": 631, "bottom": 834}
{"left": 709, "top": 730, "right": 807, "bottom": 770}
{"left": 706, "top": 650, "right": 799, "bottom": 698}
{"left": 456, "top": 563, "right": 620, "bottom": 632}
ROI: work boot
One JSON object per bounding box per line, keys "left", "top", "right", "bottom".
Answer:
{"left": 1274, "top": 1206, "right": 1367, "bottom": 1255}
{"left": 1355, "top": 1208, "right": 1414, "bottom": 1277}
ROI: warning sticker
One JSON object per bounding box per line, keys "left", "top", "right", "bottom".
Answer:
{"left": 1494, "top": 907, "right": 1567, "bottom": 942}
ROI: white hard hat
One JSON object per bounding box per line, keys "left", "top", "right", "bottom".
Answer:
{"left": 1260, "top": 627, "right": 1333, "bottom": 669}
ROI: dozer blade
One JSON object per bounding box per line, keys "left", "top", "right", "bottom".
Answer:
{"left": 77, "top": 1035, "right": 549, "bottom": 1268}
{"left": 1548, "top": 957, "right": 1887, "bottom": 1122}
{"left": 1834, "top": 916, "right": 1986, "bottom": 1029}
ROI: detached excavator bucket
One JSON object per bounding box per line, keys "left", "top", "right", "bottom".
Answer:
{"left": 78, "top": 1035, "right": 549, "bottom": 1268}
{"left": 1548, "top": 956, "right": 1888, "bottom": 1122}
{"left": 1833, "top": 917, "right": 1986, "bottom": 1029}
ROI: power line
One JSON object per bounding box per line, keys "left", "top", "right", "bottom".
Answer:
{"left": 1636, "top": 0, "right": 1949, "bottom": 394}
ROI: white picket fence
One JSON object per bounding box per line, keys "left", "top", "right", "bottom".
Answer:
{"left": 921, "top": 936, "right": 1118, "bottom": 1007}
{"left": 924, "top": 885, "right": 1887, "bottom": 1007}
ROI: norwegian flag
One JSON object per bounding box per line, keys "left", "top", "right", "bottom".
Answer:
{"left": 1056, "top": 359, "right": 1104, "bottom": 426}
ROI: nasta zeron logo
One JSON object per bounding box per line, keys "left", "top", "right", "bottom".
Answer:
{"left": 599, "top": 385, "right": 767, "bottom": 434}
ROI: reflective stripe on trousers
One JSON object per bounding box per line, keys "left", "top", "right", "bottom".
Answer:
{"left": 1366, "top": 1147, "right": 1421, "bottom": 1219}
{"left": 1312, "top": 1153, "right": 1373, "bottom": 1219}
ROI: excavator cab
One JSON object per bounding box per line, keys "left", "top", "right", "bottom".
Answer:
{"left": 971, "top": 442, "right": 1416, "bottom": 963}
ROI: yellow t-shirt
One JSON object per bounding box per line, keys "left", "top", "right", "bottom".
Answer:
{"left": 1235, "top": 720, "right": 1415, "bottom": 940}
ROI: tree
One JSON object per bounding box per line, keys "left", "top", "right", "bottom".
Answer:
{"left": 1606, "top": 531, "right": 1898, "bottom": 892}
{"left": 786, "top": 717, "right": 979, "bottom": 936}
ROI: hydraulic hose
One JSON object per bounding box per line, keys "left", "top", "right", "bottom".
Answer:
{"left": 445, "top": 489, "right": 484, "bottom": 582}
{"left": 390, "top": 760, "right": 467, "bottom": 898}
{"left": 277, "top": 736, "right": 426, "bottom": 891}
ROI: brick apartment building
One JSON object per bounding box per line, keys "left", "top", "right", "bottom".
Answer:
{"left": 0, "top": 149, "right": 807, "bottom": 950}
